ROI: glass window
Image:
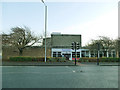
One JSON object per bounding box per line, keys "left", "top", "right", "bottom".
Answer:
{"left": 72, "top": 52, "right": 80, "bottom": 58}
{"left": 112, "top": 51, "right": 116, "bottom": 57}
{"left": 77, "top": 52, "right": 80, "bottom": 58}
{"left": 53, "top": 52, "right": 56, "bottom": 57}
{"left": 58, "top": 52, "right": 61, "bottom": 57}
{"left": 81, "top": 51, "right": 85, "bottom": 57}
{"left": 86, "top": 51, "right": 89, "bottom": 57}
{"left": 72, "top": 52, "right": 75, "bottom": 58}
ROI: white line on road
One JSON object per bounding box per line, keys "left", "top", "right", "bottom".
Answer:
{"left": 65, "top": 66, "right": 76, "bottom": 73}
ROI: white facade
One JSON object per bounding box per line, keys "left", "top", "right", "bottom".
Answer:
{"left": 52, "top": 48, "right": 90, "bottom": 60}
{"left": 51, "top": 48, "right": 116, "bottom": 60}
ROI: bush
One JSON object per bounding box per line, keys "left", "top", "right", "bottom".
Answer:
{"left": 9, "top": 57, "right": 49, "bottom": 62}
{"left": 79, "top": 57, "right": 120, "bottom": 62}
{"left": 59, "top": 57, "right": 66, "bottom": 62}
{"left": 99, "top": 57, "right": 119, "bottom": 62}
{"left": 48, "top": 57, "right": 66, "bottom": 62}
{"left": 78, "top": 57, "right": 97, "bottom": 62}
{"left": 9, "top": 57, "right": 119, "bottom": 62}
{"left": 9, "top": 57, "right": 32, "bottom": 61}
{"left": 48, "top": 57, "right": 57, "bottom": 62}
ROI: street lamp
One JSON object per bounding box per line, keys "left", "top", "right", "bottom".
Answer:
{"left": 41, "top": 0, "right": 47, "bottom": 62}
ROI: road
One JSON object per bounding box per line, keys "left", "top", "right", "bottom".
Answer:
{"left": 2, "top": 65, "right": 118, "bottom": 88}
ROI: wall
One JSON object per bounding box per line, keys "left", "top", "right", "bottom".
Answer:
{"left": 51, "top": 34, "right": 81, "bottom": 48}
{"left": 2, "top": 46, "right": 51, "bottom": 60}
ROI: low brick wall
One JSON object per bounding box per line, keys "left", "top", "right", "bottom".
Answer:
{"left": 2, "top": 46, "right": 51, "bottom": 60}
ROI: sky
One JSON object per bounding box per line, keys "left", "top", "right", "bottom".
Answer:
{"left": 1, "top": 0, "right": 119, "bottom": 46}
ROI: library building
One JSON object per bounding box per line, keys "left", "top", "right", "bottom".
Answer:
{"left": 43, "top": 33, "right": 116, "bottom": 60}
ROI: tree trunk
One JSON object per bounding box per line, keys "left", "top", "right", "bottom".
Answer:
{"left": 19, "top": 49, "right": 23, "bottom": 56}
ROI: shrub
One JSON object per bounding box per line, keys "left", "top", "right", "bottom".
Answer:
{"left": 48, "top": 57, "right": 57, "bottom": 62}
{"left": 9, "top": 57, "right": 32, "bottom": 61}
{"left": 59, "top": 57, "right": 66, "bottom": 62}
{"left": 47, "top": 57, "right": 66, "bottom": 62}
{"left": 78, "top": 57, "right": 97, "bottom": 62}
{"left": 99, "top": 57, "right": 119, "bottom": 62}
{"left": 79, "top": 57, "right": 120, "bottom": 62}
{"left": 9, "top": 57, "right": 49, "bottom": 62}
{"left": 9, "top": 57, "right": 120, "bottom": 62}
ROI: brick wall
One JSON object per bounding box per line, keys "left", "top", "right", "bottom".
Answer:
{"left": 2, "top": 46, "right": 51, "bottom": 60}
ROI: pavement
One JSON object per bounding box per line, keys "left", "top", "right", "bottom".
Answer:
{"left": 2, "top": 61, "right": 119, "bottom": 67}
{"left": 2, "top": 61, "right": 75, "bottom": 66}
{"left": 81, "top": 62, "right": 119, "bottom": 66}
{"left": 2, "top": 65, "right": 118, "bottom": 88}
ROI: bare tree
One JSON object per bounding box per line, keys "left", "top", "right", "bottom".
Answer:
{"left": 85, "top": 36, "right": 114, "bottom": 57}
{"left": 2, "top": 26, "right": 42, "bottom": 55}
{"left": 114, "top": 38, "right": 120, "bottom": 57}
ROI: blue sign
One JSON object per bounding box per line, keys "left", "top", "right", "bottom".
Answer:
{"left": 62, "top": 49, "right": 71, "bottom": 52}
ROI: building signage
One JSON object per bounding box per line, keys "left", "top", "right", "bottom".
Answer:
{"left": 62, "top": 49, "right": 71, "bottom": 52}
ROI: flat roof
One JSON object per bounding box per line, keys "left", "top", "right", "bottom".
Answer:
{"left": 51, "top": 34, "right": 81, "bottom": 36}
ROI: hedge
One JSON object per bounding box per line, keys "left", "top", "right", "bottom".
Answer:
{"left": 9, "top": 57, "right": 66, "bottom": 62}
{"left": 9, "top": 57, "right": 119, "bottom": 62}
{"left": 78, "top": 57, "right": 120, "bottom": 62}
{"left": 99, "top": 57, "right": 119, "bottom": 62}
{"left": 9, "top": 57, "right": 49, "bottom": 61}
{"left": 48, "top": 57, "right": 66, "bottom": 62}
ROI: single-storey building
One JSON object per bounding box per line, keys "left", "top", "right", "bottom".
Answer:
{"left": 43, "top": 33, "right": 116, "bottom": 60}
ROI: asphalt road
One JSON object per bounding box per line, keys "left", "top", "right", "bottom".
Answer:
{"left": 2, "top": 65, "right": 118, "bottom": 88}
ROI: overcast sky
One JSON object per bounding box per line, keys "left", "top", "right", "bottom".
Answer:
{"left": 1, "top": 0, "right": 119, "bottom": 46}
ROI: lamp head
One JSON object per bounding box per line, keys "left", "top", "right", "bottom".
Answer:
{"left": 41, "top": 0, "right": 44, "bottom": 3}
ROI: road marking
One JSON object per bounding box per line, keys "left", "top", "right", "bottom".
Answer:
{"left": 73, "top": 71, "right": 76, "bottom": 73}
{"left": 65, "top": 66, "right": 76, "bottom": 73}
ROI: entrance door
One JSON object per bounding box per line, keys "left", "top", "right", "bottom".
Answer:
{"left": 63, "top": 54, "right": 71, "bottom": 60}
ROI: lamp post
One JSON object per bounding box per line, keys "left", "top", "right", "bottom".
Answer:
{"left": 41, "top": 0, "right": 47, "bottom": 62}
